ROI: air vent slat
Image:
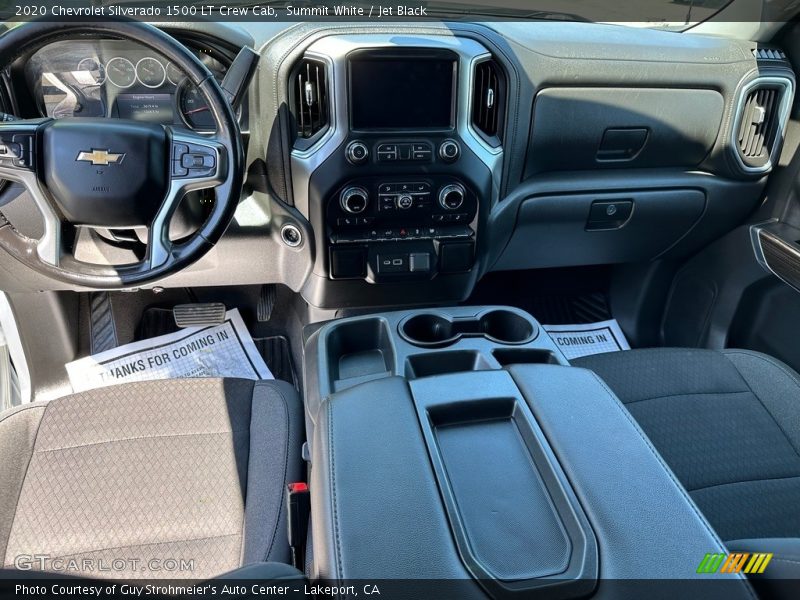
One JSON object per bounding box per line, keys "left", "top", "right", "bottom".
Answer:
{"left": 753, "top": 47, "right": 787, "bottom": 62}
{"left": 291, "top": 58, "right": 329, "bottom": 141}
{"left": 735, "top": 81, "right": 787, "bottom": 170}
{"left": 471, "top": 59, "right": 504, "bottom": 143}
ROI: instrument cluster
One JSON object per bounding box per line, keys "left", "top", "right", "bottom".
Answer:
{"left": 24, "top": 39, "right": 232, "bottom": 131}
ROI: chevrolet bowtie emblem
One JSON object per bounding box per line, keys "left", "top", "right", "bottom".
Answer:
{"left": 76, "top": 149, "right": 125, "bottom": 166}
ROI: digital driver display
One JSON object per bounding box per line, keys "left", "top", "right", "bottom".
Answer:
{"left": 350, "top": 58, "right": 456, "bottom": 130}
{"left": 115, "top": 93, "right": 173, "bottom": 122}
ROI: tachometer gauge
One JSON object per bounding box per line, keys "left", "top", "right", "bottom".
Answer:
{"left": 136, "top": 57, "right": 166, "bottom": 88}
{"left": 166, "top": 62, "right": 185, "bottom": 86}
{"left": 178, "top": 82, "right": 214, "bottom": 130}
{"left": 76, "top": 57, "right": 105, "bottom": 86}
{"left": 106, "top": 57, "right": 136, "bottom": 88}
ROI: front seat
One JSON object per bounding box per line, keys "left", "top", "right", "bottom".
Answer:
{"left": 0, "top": 378, "right": 303, "bottom": 580}
{"left": 574, "top": 347, "right": 800, "bottom": 586}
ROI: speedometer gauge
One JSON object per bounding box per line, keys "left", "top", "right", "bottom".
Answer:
{"left": 136, "top": 57, "right": 166, "bottom": 88}
{"left": 106, "top": 57, "right": 136, "bottom": 88}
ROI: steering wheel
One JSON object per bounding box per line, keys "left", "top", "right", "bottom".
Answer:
{"left": 0, "top": 19, "right": 244, "bottom": 288}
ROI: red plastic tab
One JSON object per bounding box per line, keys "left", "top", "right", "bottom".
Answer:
{"left": 288, "top": 482, "right": 308, "bottom": 493}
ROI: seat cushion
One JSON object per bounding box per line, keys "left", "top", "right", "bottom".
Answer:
{"left": 574, "top": 348, "right": 800, "bottom": 542}
{"left": 0, "top": 378, "right": 303, "bottom": 579}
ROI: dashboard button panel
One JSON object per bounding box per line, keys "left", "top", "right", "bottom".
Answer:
{"left": 317, "top": 131, "right": 486, "bottom": 283}
{"left": 376, "top": 141, "right": 433, "bottom": 162}
{"left": 377, "top": 181, "right": 432, "bottom": 213}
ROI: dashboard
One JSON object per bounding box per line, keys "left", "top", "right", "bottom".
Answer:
{"left": 22, "top": 39, "right": 238, "bottom": 131}
{"left": 0, "top": 20, "right": 795, "bottom": 306}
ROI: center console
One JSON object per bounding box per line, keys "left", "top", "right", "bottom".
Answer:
{"left": 303, "top": 307, "right": 755, "bottom": 598}
{"left": 326, "top": 49, "right": 479, "bottom": 282}
{"left": 289, "top": 36, "right": 501, "bottom": 308}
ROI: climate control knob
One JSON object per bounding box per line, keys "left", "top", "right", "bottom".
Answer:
{"left": 340, "top": 186, "right": 369, "bottom": 214}
{"left": 439, "top": 183, "right": 465, "bottom": 211}
{"left": 396, "top": 194, "right": 413, "bottom": 210}
{"left": 439, "top": 139, "right": 460, "bottom": 163}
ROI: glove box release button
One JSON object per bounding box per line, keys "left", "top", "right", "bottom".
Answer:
{"left": 586, "top": 199, "right": 633, "bottom": 230}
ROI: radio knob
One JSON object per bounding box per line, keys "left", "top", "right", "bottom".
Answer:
{"left": 439, "top": 183, "right": 465, "bottom": 211}
{"left": 340, "top": 186, "right": 369, "bottom": 214}
{"left": 346, "top": 141, "right": 369, "bottom": 165}
{"left": 396, "top": 194, "right": 413, "bottom": 210}
{"left": 439, "top": 139, "right": 460, "bottom": 163}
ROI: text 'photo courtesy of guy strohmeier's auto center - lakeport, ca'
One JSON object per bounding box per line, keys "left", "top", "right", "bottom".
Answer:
{"left": 3, "top": 0, "right": 800, "bottom": 599}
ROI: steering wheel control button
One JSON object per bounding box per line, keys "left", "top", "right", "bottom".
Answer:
{"left": 182, "top": 152, "right": 215, "bottom": 169}
{"left": 439, "top": 183, "right": 466, "bottom": 210}
{"left": 280, "top": 223, "right": 303, "bottom": 247}
{"left": 172, "top": 143, "right": 189, "bottom": 159}
{"left": 0, "top": 134, "right": 34, "bottom": 169}
{"left": 346, "top": 141, "right": 369, "bottom": 165}
{"left": 172, "top": 141, "right": 216, "bottom": 179}
{"left": 340, "top": 186, "right": 369, "bottom": 214}
{"left": 0, "top": 141, "right": 23, "bottom": 167}
{"left": 586, "top": 199, "right": 634, "bottom": 230}
{"left": 439, "top": 139, "right": 461, "bottom": 163}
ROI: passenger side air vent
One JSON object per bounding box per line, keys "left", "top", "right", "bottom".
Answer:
{"left": 734, "top": 78, "right": 793, "bottom": 173}
{"left": 738, "top": 87, "right": 779, "bottom": 160}
{"left": 290, "top": 57, "right": 329, "bottom": 143}
{"left": 471, "top": 59, "right": 505, "bottom": 145}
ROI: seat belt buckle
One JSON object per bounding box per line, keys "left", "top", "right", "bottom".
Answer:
{"left": 286, "top": 482, "right": 310, "bottom": 570}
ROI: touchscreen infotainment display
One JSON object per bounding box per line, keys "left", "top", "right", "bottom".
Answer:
{"left": 350, "top": 58, "right": 456, "bottom": 129}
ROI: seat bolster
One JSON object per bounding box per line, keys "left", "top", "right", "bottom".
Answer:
{"left": 242, "top": 380, "right": 304, "bottom": 566}
{"left": 0, "top": 403, "right": 46, "bottom": 565}
{"left": 723, "top": 350, "right": 800, "bottom": 455}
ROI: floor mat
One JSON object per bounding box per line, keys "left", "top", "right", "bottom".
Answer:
{"left": 254, "top": 336, "right": 298, "bottom": 389}
{"left": 542, "top": 319, "right": 630, "bottom": 360}
{"left": 524, "top": 292, "right": 611, "bottom": 325}
{"left": 466, "top": 268, "right": 613, "bottom": 325}
{"left": 137, "top": 307, "right": 297, "bottom": 388}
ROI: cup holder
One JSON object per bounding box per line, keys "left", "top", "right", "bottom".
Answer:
{"left": 399, "top": 310, "right": 536, "bottom": 348}
{"left": 400, "top": 314, "right": 454, "bottom": 347}
{"left": 480, "top": 310, "right": 536, "bottom": 344}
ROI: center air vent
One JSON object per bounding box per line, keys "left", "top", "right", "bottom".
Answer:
{"left": 290, "top": 57, "right": 329, "bottom": 143}
{"left": 734, "top": 78, "right": 793, "bottom": 173}
{"left": 471, "top": 59, "right": 505, "bottom": 145}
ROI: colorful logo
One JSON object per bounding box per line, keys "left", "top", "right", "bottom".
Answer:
{"left": 697, "top": 552, "right": 772, "bottom": 574}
